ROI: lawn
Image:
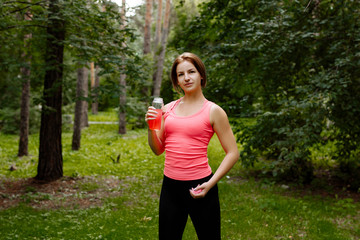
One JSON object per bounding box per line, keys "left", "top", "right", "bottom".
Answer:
{"left": 0, "top": 113, "right": 359, "bottom": 239}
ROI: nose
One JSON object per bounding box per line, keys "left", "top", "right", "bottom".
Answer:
{"left": 184, "top": 72, "right": 190, "bottom": 81}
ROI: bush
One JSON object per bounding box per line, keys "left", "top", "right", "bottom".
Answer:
{"left": 0, "top": 106, "right": 41, "bottom": 135}
{"left": 238, "top": 85, "right": 331, "bottom": 183}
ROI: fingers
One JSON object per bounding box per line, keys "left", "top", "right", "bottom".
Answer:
{"left": 189, "top": 184, "right": 206, "bottom": 199}
{"left": 145, "top": 106, "right": 158, "bottom": 122}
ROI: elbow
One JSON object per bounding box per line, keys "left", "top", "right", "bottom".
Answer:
{"left": 154, "top": 150, "right": 163, "bottom": 156}
{"left": 152, "top": 146, "right": 165, "bottom": 156}
{"left": 232, "top": 151, "right": 240, "bottom": 163}
{"left": 225, "top": 149, "right": 240, "bottom": 165}
{"left": 231, "top": 149, "right": 240, "bottom": 163}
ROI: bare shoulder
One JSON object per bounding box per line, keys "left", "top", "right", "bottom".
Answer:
{"left": 210, "top": 103, "right": 229, "bottom": 125}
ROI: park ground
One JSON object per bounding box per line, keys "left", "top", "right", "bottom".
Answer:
{"left": 1, "top": 170, "right": 360, "bottom": 210}
{"left": 0, "top": 114, "right": 359, "bottom": 239}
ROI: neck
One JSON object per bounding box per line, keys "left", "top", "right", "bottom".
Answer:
{"left": 182, "top": 90, "right": 205, "bottom": 103}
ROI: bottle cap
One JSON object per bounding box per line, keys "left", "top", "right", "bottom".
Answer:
{"left": 153, "top": 97, "right": 163, "bottom": 103}
{"left": 152, "top": 97, "right": 163, "bottom": 109}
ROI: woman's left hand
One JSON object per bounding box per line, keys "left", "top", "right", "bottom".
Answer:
{"left": 189, "top": 182, "right": 211, "bottom": 199}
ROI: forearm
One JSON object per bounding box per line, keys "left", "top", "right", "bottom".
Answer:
{"left": 208, "top": 151, "right": 239, "bottom": 188}
{"left": 207, "top": 105, "right": 240, "bottom": 188}
{"left": 148, "top": 129, "right": 165, "bottom": 155}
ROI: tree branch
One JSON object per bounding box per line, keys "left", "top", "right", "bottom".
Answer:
{"left": 304, "top": 0, "right": 313, "bottom": 12}
{"left": 0, "top": 24, "right": 46, "bottom": 31}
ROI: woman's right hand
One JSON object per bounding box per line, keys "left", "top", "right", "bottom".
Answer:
{"left": 145, "top": 106, "right": 158, "bottom": 126}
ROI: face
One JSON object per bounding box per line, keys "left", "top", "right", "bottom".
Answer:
{"left": 176, "top": 60, "right": 202, "bottom": 93}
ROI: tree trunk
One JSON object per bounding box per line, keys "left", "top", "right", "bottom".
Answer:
{"left": 141, "top": 0, "right": 153, "bottom": 98}
{"left": 90, "top": 62, "right": 95, "bottom": 114}
{"left": 152, "top": 0, "right": 171, "bottom": 97}
{"left": 119, "top": 73, "right": 126, "bottom": 134}
{"left": 18, "top": 66, "right": 31, "bottom": 157}
{"left": 153, "top": 0, "right": 163, "bottom": 53}
{"left": 80, "top": 67, "right": 89, "bottom": 129}
{"left": 91, "top": 64, "right": 100, "bottom": 115}
{"left": 119, "top": 0, "right": 127, "bottom": 134}
{"left": 72, "top": 66, "right": 88, "bottom": 150}
{"left": 36, "top": 0, "right": 65, "bottom": 182}
{"left": 18, "top": 12, "right": 32, "bottom": 157}
{"left": 143, "top": 0, "right": 153, "bottom": 55}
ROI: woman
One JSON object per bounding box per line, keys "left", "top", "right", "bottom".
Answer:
{"left": 145, "top": 52, "right": 239, "bottom": 239}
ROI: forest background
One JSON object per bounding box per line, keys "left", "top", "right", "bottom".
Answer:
{"left": 1, "top": 0, "right": 360, "bottom": 195}
{"left": 0, "top": 0, "right": 360, "bottom": 239}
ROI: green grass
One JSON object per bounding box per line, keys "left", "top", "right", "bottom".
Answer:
{"left": 87, "top": 110, "right": 118, "bottom": 122}
{"left": 0, "top": 116, "right": 359, "bottom": 239}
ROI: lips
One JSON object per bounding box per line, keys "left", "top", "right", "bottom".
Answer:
{"left": 184, "top": 83, "right": 193, "bottom": 87}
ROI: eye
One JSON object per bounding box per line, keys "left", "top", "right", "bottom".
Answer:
{"left": 178, "top": 73, "right": 184, "bottom": 77}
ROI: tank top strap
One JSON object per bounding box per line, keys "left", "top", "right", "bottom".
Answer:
{"left": 164, "top": 98, "right": 181, "bottom": 120}
{"left": 204, "top": 100, "right": 214, "bottom": 123}
{"left": 204, "top": 100, "right": 214, "bottom": 111}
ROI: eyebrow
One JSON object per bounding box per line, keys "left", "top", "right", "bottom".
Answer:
{"left": 177, "top": 67, "right": 196, "bottom": 74}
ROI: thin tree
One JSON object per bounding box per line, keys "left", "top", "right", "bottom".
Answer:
{"left": 72, "top": 65, "right": 89, "bottom": 150}
{"left": 152, "top": 0, "right": 171, "bottom": 97}
{"left": 91, "top": 63, "right": 100, "bottom": 115}
{"left": 141, "top": 0, "right": 153, "bottom": 98}
{"left": 81, "top": 67, "right": 89, "bottom": 128}
{"left": 91, "top": 65, "right": 100, "bottom": 115}
{"left": 90, "top": 62, "right": 95, "bottom": 114}
{"left": 153, "top": 0, "right": 162, "bottom": 54}
{"left": 18, "top": 10, "right": 32, "bottom": 157}
{"left": 143, "top": 0, "right": 153, "bottom": 55}
{"left": 36, "top": 0, "right": 65, "bottom": 181}
{"left": 118, "top": 0, "right": 127, "bottom": 134}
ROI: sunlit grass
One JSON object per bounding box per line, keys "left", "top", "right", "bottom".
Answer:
{"left": 88, "top": 110, "right": 118, "bottom": 122}
{"left": 0, "top": 115, "right": 359, "bottom": 239}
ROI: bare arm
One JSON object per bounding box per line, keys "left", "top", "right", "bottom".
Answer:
{"left": 190, "top": 104, "right": 239, "bottom": 198}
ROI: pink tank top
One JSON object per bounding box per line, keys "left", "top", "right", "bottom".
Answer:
{"left": 163, "top": 99, "right": 214, "bottom": 180}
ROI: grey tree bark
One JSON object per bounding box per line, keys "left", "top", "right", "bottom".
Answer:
{"left": 18, "top": 11, "right": 32, "bottom": 157}
{"left": 91, "top": 64, "right": 100, "bottom": 115}
{"left": 153, "top": 0, "right": 162, "bottom": 53}
{"left": 152, "top": 0, "right": 171, "bottom": 97}
{"left": 143, "top": 0, "right": 153, "bottom": 55}
{"left": 72, "top": 66, "right": 89, "bottom": 150}
{"left": 118, "top": 0, "right": 127, "bottom": 134}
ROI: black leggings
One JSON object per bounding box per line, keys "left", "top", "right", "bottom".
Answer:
{"left": 159, "top": 174, "right": 221, "bottom": 240}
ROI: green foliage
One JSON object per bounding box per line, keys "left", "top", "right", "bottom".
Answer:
{"left": 0, "top": 0, "right": 46, "bottom": 134}
{"left": 0, "top": 106, "right": 41, "bottom": 135}
{"left": 0, "top": 0, "right": 139, "bottom": 133}
{"left": 169, "top": 0, "right": 360, "bottom": 184}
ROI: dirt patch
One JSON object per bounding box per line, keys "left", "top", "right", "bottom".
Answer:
{"left": 227, "top": 173, "right": 360, "bottom": 203}
{"left": 0, "top": 176, "right": 124, "bottom": 210}
{"left": 1, "top": 173, "right": 359, "bottom": 211}
{"left": 291, "top": 170, "right": 360, "bottom": 202}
